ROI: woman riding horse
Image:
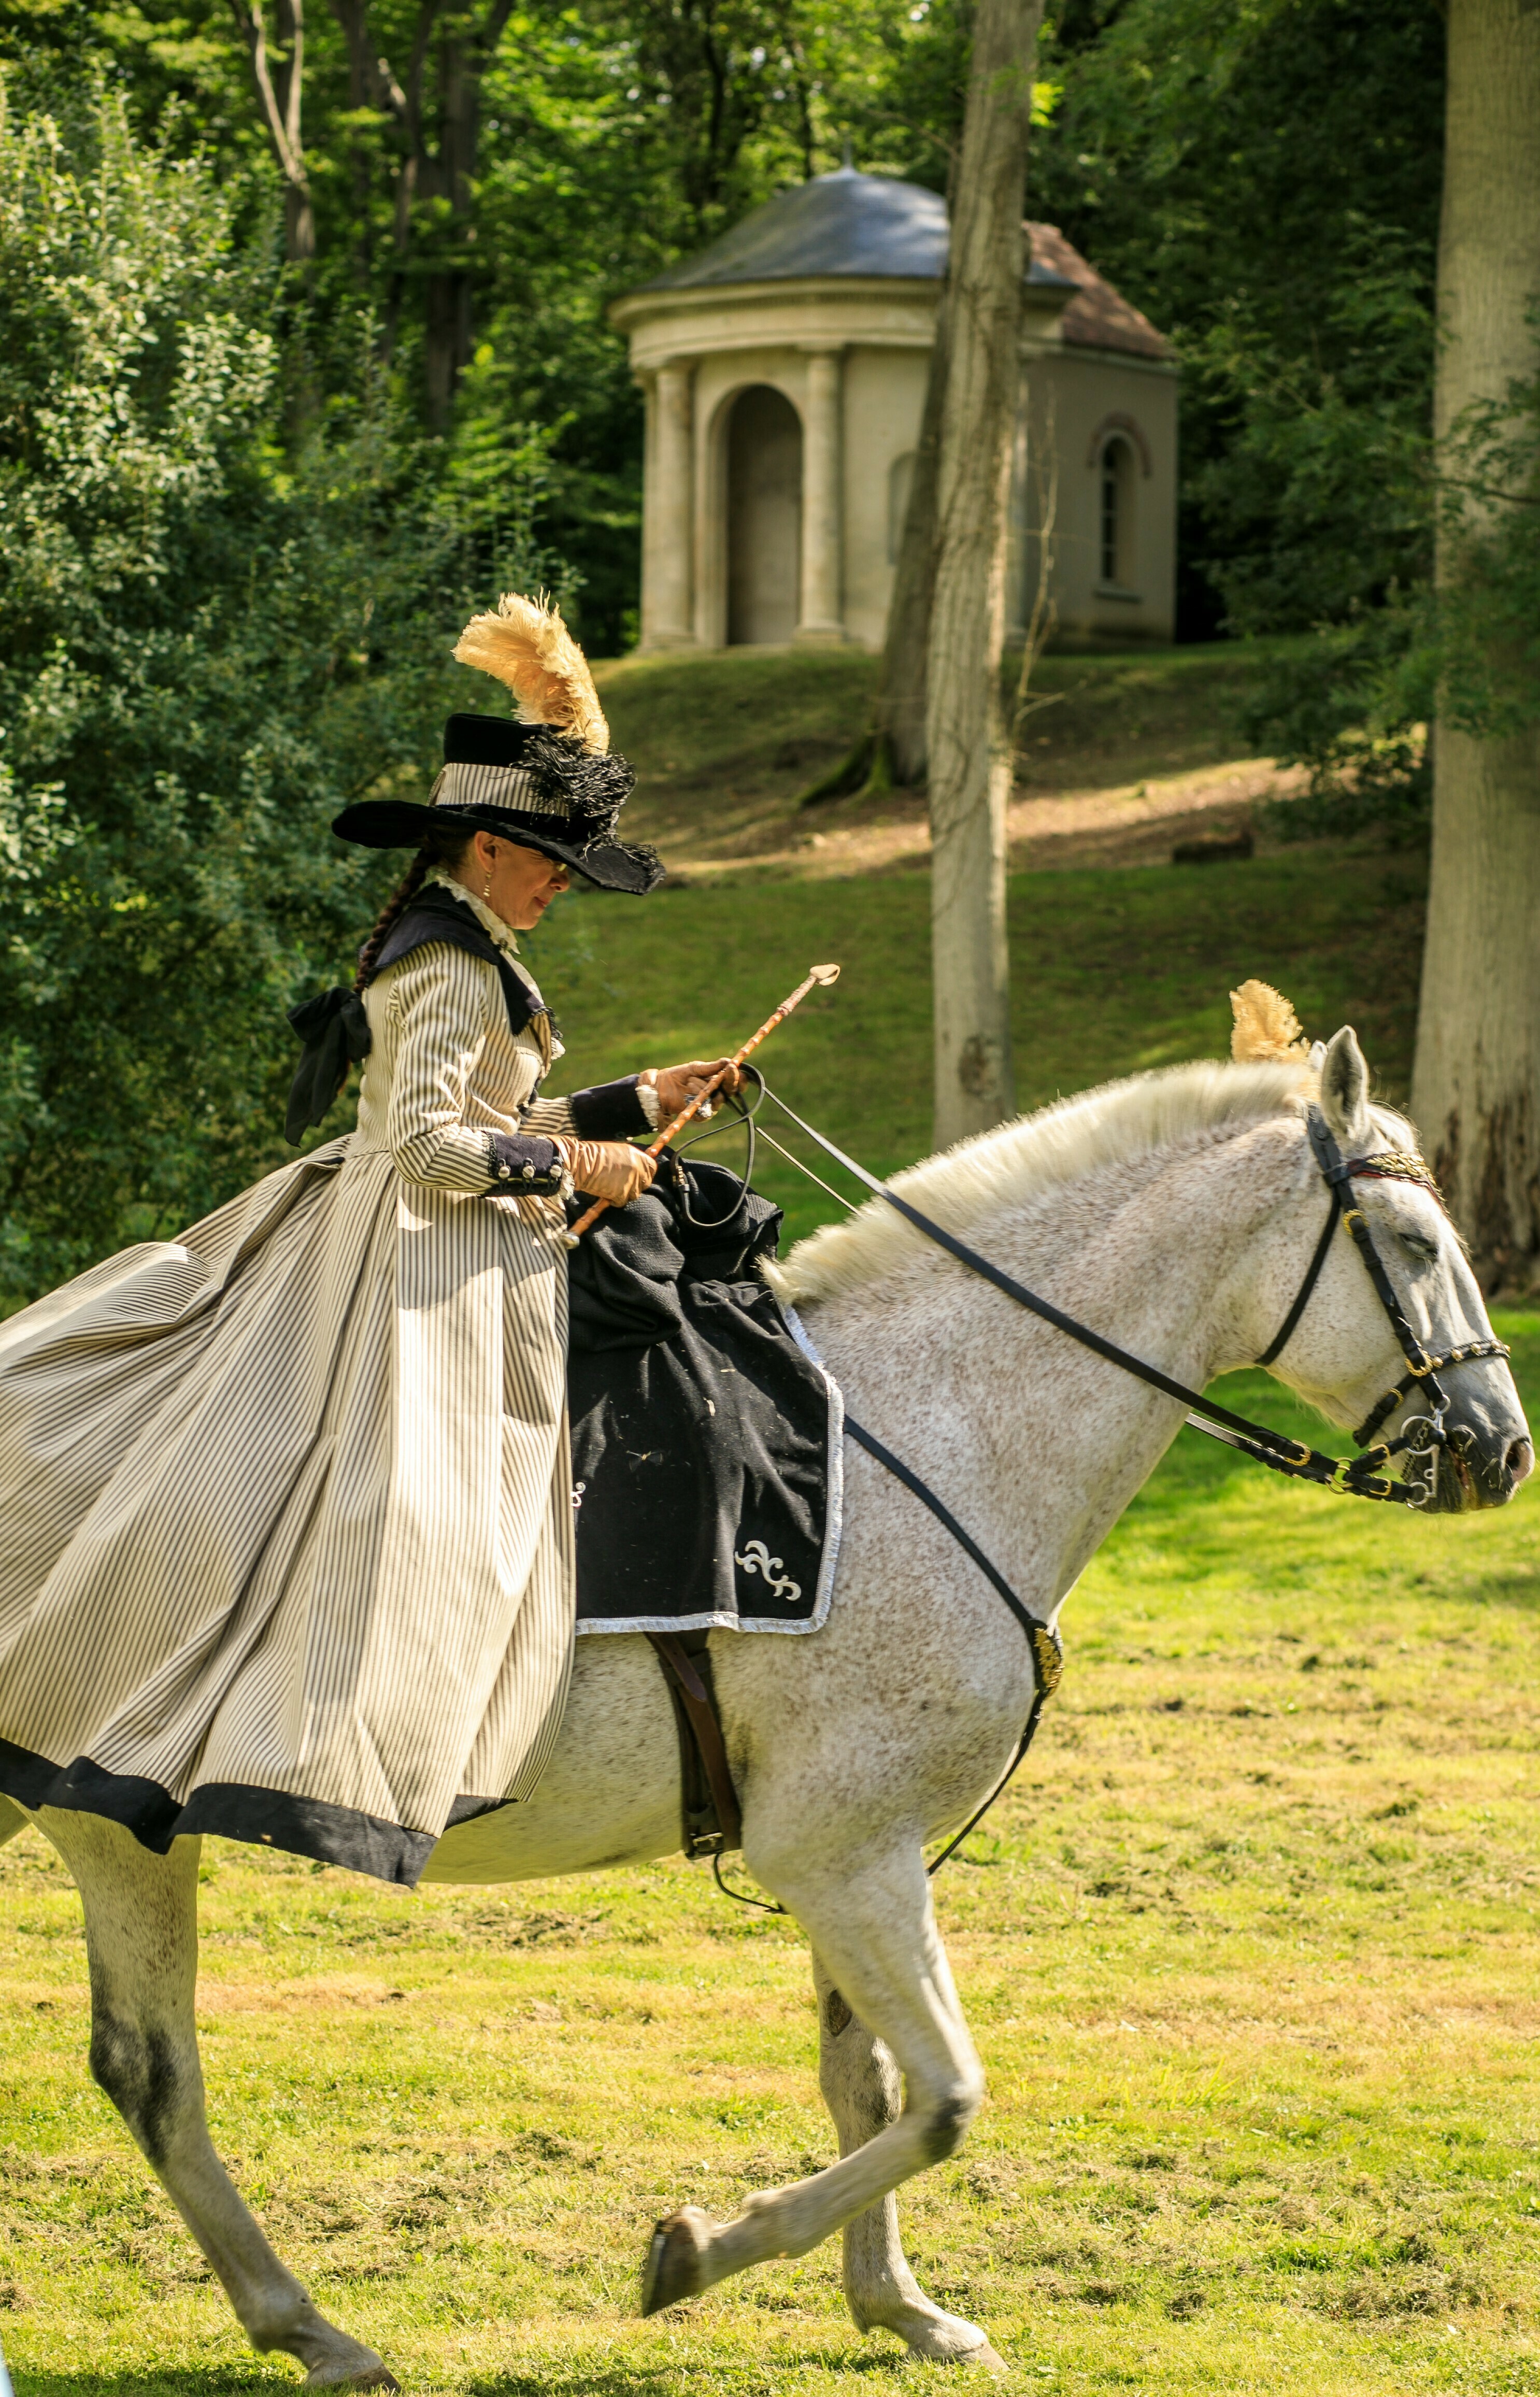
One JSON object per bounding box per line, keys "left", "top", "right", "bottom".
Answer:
{"left": 0, "top": 594, "right": 736, "bottom": 1886}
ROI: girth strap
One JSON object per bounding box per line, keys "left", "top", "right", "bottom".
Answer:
{"left": 646, "top": 1630, "right": 743, "bottom": 1855}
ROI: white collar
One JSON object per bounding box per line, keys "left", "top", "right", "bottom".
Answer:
{"left": 428, "top": 867, "right": 521, "bottom": 957}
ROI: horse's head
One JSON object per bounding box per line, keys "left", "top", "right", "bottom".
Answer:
{"left": 1248, "top": 1026, "right": 1530, "bottom": 1514}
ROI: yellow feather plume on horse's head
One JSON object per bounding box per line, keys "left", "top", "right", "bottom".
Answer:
{"left": 452, "top": 592, "right": 610, "bottom": 756}
{"left": 1229, "top": 979, "right": 1310, "bottom": 1064}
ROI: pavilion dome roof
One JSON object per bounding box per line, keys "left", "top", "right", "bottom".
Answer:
{"left": 633, "top": 168, "right": 953, "bottom": 290}
{"left": 624, "top": 168, "right": 1171, "bottom": 362}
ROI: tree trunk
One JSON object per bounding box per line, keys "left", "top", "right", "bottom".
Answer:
{"left": 421, "top": 25, "right": 476, "bottom": 427}
{"left": 872, "top": 305, "right": 951, "bottom": 788}
{"left": 229, "top": 0, "right": 315, "bottom": 264}
{"left": 1410, "top": 0, "right": 1540, "bottom": 1291}
{"left": 396, "top": 0, "right": 513, "bottom": 428}
{"left": 329, "top": 0, "right": 409, "bottom": 286}
{"left": 924, "top": 0, "right": 1040, "bottom": 1148}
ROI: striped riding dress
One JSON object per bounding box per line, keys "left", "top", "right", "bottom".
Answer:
{"left": 0, "top": 878, "right": 647, "bottom": 1884}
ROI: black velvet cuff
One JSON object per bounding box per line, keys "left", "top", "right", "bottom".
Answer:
{"left": 567, "top": 1075, "right": 651, "bottom": 1139}
{"left": 485, "top": 1132, "right": 564, "bottom": 1195}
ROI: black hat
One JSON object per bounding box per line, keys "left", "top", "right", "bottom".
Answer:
{"left": 332, "top": 715, "right": 663, "bottom": 894}
{"left": 330, "top": 594, "right": 664, "bottom": 895}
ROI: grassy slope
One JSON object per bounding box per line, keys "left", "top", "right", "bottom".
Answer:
{"left": 530, "top": 841, "right": 1425, "bottom": 1244}
{"left": 7, "top": 652, "right": 1535, "bottom": 2397}
{"left": 589, "top": 643, "right": 1290, "bottom": 875}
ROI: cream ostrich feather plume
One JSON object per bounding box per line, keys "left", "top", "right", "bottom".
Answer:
{"left": 453, "top": 592, "right": 610, "bottom": 756}
{"left": 1230, "top": 978, "right": 1309, "bottom": 1064}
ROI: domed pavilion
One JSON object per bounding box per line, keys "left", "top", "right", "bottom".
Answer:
{"left": 609, "top": 167, "right": 1178, "bottom": 653}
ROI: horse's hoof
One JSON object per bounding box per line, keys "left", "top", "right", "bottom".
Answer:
{"left": 962, "top": 2342, "right": 1008, "bottom": 2374}
{"left": 640, "top": 2205, "right": 713, "bottom": 2315}
{"left": 303, "top": 2364, "right": 400, "bottom": 2391}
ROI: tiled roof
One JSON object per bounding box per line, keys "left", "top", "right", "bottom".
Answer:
{"left": 1026, "top": 222, "right": 1172, "bottom": 361}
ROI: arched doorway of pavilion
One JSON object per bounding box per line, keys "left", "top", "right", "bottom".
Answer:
{"left": 725, "top": 385, "right": 802, "bottom": 645}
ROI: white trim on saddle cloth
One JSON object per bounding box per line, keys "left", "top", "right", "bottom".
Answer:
{"left": 571, "top": 1302, "right": 844, "bottom": 1639}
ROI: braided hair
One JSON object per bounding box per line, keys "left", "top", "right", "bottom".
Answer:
{"left": 352, "top": 824, "right": 475, "bottom": 994}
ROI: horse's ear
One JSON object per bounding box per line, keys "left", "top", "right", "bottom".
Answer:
{"left": 1319, "top": 1026, "right": 1373, "bottom": 1148}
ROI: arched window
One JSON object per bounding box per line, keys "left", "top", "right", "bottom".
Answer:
{"left": 1099, "top": 435, "right": 1135, "bottom": 588}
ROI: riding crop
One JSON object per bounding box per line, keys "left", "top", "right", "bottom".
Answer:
{"left": 567, "top": 962, "right": 840, "bottom": 1239}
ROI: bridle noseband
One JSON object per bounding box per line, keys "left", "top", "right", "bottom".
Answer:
{"left": 1253, "top": 1105, "right": 1509, "bottom": 1507}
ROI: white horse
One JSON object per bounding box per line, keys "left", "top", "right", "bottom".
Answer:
{"left": 4, "top": 1026, "right": 1530, "bottom": 2387}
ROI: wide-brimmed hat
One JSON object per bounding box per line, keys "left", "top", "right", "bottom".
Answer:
{"left": 331, "top": 595, "right": 664, "bottom": 896}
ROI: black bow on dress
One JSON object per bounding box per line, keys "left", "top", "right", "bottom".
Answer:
{"left": 284, "top": 988, "right": 372, "bottom": 1145}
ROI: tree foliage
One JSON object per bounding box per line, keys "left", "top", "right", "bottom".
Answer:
{"left": 0, "top": 74, "right": 554, "bottom": 1303}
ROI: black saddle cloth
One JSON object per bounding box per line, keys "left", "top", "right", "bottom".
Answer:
{"left": 566, "top": 1159, "right": 834, "bottom": 1632}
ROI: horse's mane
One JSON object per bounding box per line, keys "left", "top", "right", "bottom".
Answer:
{"left": 769, "top": 1057, "right": 1319, "bottom": 1310}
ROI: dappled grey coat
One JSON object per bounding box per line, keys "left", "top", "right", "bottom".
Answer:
{"left": 0, "top": 902, "right": 632, "bottom": 1886}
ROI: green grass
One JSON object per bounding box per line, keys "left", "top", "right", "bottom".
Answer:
{"left": 4, "top": 1319, "right": 1536, "bottom": 2397}
{"left": 529, "top": 841, "right": 1425, "bottom": 1243}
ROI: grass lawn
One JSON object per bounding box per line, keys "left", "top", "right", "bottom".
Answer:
{"left": 4, "top": 1322, "right": 1537, "bottom": 2397}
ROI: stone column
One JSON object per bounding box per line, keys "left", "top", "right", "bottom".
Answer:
{"left": 636, "top": 372, "right": 659, "bottom": 647}
{"left": 796, "top": 344, "right": 847, "bottom": 644}
{"left": 646, "top": 359, "right": 696, "bottom": 649}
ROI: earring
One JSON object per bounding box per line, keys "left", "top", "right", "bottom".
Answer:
{"left": 482, "top": 871, "right": 492, "bottom": 899}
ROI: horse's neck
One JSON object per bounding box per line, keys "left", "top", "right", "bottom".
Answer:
{"left": 799, "top": 1132, "right": 1276, "bottom": 1611}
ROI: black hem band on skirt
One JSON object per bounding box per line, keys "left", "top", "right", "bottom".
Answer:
{"left": 0, "top": 1736, "right": 442, "bottom": 1886}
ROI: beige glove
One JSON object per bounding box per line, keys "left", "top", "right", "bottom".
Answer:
{"left": 558, "top": 1139, "right": 657, "bottom": 1207}
{"left": 644, "top": 1059, "right": 743, "bottom": 1121}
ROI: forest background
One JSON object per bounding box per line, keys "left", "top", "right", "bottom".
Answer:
{"left": 0, "top": 0, "right": 1466, "bottom": 1301}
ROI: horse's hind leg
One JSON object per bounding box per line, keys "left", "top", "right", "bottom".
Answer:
{"left": 812, "top": 1952, "right": 1003, "bottom": 2366}
{"left": 37, "top": 1808, "right": 396, "bottom": 2391}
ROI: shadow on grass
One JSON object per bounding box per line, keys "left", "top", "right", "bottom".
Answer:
{"left": 8, "top": 2348, "right": 915, "bottom": 2397}
{"left": 468, "top": 2363, "right": 907, "bottom": 2397}
{"left": 8, "top": 2376, "right": 286, "bottom": 2397}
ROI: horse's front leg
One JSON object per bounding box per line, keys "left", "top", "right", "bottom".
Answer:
{"left": 812, "top": 1950, "right": 1003, "bottom": 2365}
{"left": 37, "top": 1808, "right": 396, "bottom": 2391}
{"left": 642, "top": 1840, "right": 1003, "bottom": 2368}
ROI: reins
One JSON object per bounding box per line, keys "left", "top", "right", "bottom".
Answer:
{"left": 757, "top": 1084, "right": 1509, "bottom": 1513}
{"left": 687, "top": 1077, "right": 1510, "bottom": 1911}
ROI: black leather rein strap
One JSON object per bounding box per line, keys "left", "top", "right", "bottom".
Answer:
{"left": 762, "top": 1087, "right": 1413, "bottom": 1505}
{"left": 1256, "top": 1180, "right": 1342, "bottom": 1367}
{"left": 709, "top": 1414, "right": 1065, "bottom": 1910}
{"left": 844, "top": 1416, "right": 1064, "bottom": 1878}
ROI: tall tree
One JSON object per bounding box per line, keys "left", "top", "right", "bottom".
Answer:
{"left": 1410, "top": 0, "right": 1540, "bottom": 1289}
{"left": 924, "top": 0, "right": 1040, "bottom": 1147}
{"left": 229, "top": 0, "right": 316, "bottom": 261}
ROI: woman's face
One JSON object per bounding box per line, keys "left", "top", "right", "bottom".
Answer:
{"left": 464, "top": 831, "right": 571, "bottom": 932}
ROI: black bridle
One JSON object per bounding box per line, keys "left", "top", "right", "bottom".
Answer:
{"left": 761, "top": 1089, "right": 1510, "bottom": 1513}
{"left": 1249, "top": 1106, "right": 1509, "bottom": 1503}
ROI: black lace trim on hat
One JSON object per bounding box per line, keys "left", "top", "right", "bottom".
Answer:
{"left": 523, "top": 730, "right": 637, "bottom": 844}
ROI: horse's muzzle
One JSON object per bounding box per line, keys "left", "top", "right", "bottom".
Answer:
{"left": 1408, "top": 1419, "right": 1533, "bottom": 1514}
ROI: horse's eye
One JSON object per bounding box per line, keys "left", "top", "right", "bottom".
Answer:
{"left": 1399, "top": 1231, "right": 1438, "bottom": 1266}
